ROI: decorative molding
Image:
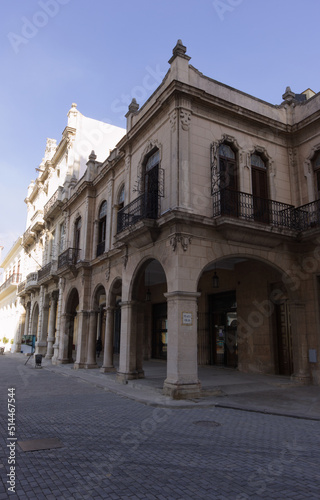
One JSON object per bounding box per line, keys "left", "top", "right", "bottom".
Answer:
{"left": 211, "top": 135, "right": 243, "bottom": 194}
{"left": 105, "top": 260, "right": 111, "bottom": 282}
{"left": 122, "top": 245, "right": 128, "bottom": 269}
{"left": 180, "top": 109, "right": 191, "bottom": 131}
{"left": 169, "top": 109, "right": 177, "bottom": 132}
{"left": 170, "top": 233, "right": 192, "bottom": 252}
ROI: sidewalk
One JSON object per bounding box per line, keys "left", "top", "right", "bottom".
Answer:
{"left": 9, "top": 352, "right": 320, "bottom": 420}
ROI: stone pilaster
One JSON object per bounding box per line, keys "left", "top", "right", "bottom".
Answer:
{"left": 85, "top": 311, "right": 98, "bottom": 369}
{"left": 101, "top": 307, "right": 116, "bottom": 373}
{"left": 290, "top": 301, "right": 311, "bottom": 384}
{"left": 117, "top": 301, "right": 138, "bottom": 382}
{"left": 45, "top": 292, "right": 59, "bottom": 359}
{"left": 163, "top": 291, "right": 201, "bottom": 399}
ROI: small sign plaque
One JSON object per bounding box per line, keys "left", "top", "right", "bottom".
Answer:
{"left": 182, "top": 312, "right": 192, "bottom": 325}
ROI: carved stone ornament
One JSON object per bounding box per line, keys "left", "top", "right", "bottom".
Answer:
{"left": 169, "top": 110, "right": 177, "bottom": 132}
{"left": 122, "top": 246, "right": 128, "bottom": 269}
{"left": 211, "top": 135, "right": 242, "bottom": 194}
{"left": 180, "top": 109, "right": 191, "bottom": 131}
{"left": 105, "top": 261, "right": 111, "bottom": 282}
{"left": 170, "top": 233, "right": 192, "bottom": 252}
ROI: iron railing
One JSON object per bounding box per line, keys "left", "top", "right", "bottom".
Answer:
{"left": 292, "top": 200, "right": 320, "bottom": 231}
{"left": 0, "top": 274, "right": 22, "bottom": 294}
{"left": 213, "top": 189, "right": 295, "bottom": 229}
{"left": 58, "top": 248, "right": 80, "bottom": 269}
{"left": 117, "top": 193, "right": 158, "bottom": 233}
{"left": 37, "top": 262, "right": 52, "bottom": 281}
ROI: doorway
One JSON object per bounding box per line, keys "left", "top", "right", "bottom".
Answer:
{"left": 275, "top": 301, "right": 293, "bottom": 375}
{"left": 152, "top": 302, "right": 167, "bottom": 359}
{"left": 209, "top": 291, "right": 238, "bottom": 367}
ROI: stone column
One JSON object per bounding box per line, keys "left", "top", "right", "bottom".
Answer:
{"left": 52, "top": 278, "right": 64, "bottom": 365}
{"left": 101, "top": 306, "right": 116, "bottom": 373}
{"left": 14, "top": 300, "right": 26, "bottom": 353}
{"left": 74, "top": 311, "right": 90, "bottom": 369}
{"left": 57, "top": 312, "right": 73, "bottom": 364}
{"left": 117, "top": 301, "right": 138, "bottom": 382}
{"left": 45, "top": 291, "right": 59, "bottom": 359}
{"left": 136, "top": 302, "right": 145, "bottom": 378}
{"left": 289, "top": 301, "right": 311, "bottom": 384}
{"left": 163, "top": 291, "right": 201, "bottom": 399}
{"left": 85, "top": 310, "right": 98, "bottom": 368}
{"left": 35, "top": 286, "right": 48, "bottom": 355}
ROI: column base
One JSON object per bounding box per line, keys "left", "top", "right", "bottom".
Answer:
{"left": 163, "top": 380, "right": 201, "bottom": 399}
{"left": 291, "top": 372, "right": 311, "bottom": 385}
{"left": 56, "top": 358, "right": 74, "bottom": 365}
{"left": 116, "top": 371, "right": 139, "bottom": 383}
{"left": 35, "top": 342, "right": 47, "bottom": 356}
{"left": 84, "top": 363, "right": 98, "bottom": 369}
{"left": 100, "top": 366, "right": 116, "bottom": 373}
{"left": 73, "top": 363, "right": 85, "bottom": 369}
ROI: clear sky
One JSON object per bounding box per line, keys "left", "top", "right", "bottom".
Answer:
{"left": 1, "top": 0, "right": 319, "bottom": 261}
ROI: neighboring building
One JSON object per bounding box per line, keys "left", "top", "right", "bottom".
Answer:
{"left": 17, "top": 104, "right": 125, "bottom": 359}
{"left": 0, "top": 238, "right": 24, "bottom": 352}
{"left": 9, "top": 41, "right": 320, "bottom": 398}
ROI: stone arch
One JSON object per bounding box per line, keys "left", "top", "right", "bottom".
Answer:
{"left": 196, "top": 253, "right": 306, "bottom": 380}
{"left": 117, "top": 257, "right": 168, "bottom": 383}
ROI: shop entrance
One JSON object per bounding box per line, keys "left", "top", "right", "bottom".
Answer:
{"left": 209, "top": 291, "right": 238, "bottom": 367}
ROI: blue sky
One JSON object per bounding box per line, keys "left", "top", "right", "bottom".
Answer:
{"left": 1, "top": 0, "right": 319, "bottom": 261}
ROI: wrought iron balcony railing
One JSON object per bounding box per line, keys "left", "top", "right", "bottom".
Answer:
{"left": 0, "top": 274, "right": 22, "bottom": 294}
{"left": 117, "top": 193, "right": 158, "bottom": 233}
{"left": 213, "top": 189, "right": 295, "bottom": 229}
{"left": 58, "top": 248, "right": 81, "bottom": 269}
{"left": 292, "top": 200, "right": 320, "bottom": 231}
{"left": 37, "top": 262, "right": 52, "bottom": 281}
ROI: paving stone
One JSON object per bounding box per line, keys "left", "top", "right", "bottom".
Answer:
{"left": 0, "top": 355, "right": 319, "bottom": 499}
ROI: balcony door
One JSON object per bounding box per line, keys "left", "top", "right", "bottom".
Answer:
{"left": 251, "top": 154, "right": 269, "bottom": 223}
{"left": 144, "top": 150, "right": 159, "bottom": 219}
{"left": 219, "top": 143, "right": 238, "bottom": 216}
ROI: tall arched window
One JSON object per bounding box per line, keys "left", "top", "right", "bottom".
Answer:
{"left": 219, "top": 143, "right": 238, "bottom": 215}
{"left": 74, "top": 217, "right": 81, "bottom": 262}
{"left": 116, "top": 185, "right": 125, "bottom": 233}
{"left": 97, "top": 201, "right": 107, "bottom": 257}
{"left": 313, "top": 151, "right": 320, "bottom": 199}
{"left": 144, "top": 149, "right": 159, "bottom": 219}
{"left": 251, "top": 152, "right": 269, "bottom": 223}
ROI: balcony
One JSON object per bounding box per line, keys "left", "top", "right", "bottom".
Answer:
{"left": 37, "top": 261, "right": 58, "bottom": 284}
{"left": 23, "top": 226, "right": 36, "bottom": 246}
{"left": 25, "top": 272, "right": 39, "bottom": 291}
{"left": 212, "top": 189, "right": 295, "bottom": 247}
{"left": 18, "top": 281, "right": 26, "bottom": 295}
{"left": 0, "top": 274, "right": 22, "bottom": 298}
{"left": 58, "top": 248, "right": 81, "bottom": 272}
{"left": 293, "top": 200, "right": 320, "bottom": 231}
{"left": 116, "top": 193, "right": 160, "bottom": 247}
{"left": 30, "top": 210, "right": 44, "bottom": 232}
{"left": 44, "top": 187, "right": 64, "bottom": 221}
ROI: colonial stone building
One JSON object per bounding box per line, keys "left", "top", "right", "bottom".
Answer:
{"left": 15, "top": 104, "right": 125, "bottom": 359}
{"left": 13, "top": 40, "right": 320, "bottom": 398}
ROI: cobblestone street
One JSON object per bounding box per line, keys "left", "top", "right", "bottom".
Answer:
{"left": 0, "top": 355, "right": 319, "bottom": 499}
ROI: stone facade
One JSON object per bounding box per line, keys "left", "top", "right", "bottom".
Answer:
{"left": 8, "top": 40, "right": 320, "bottom": 397}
